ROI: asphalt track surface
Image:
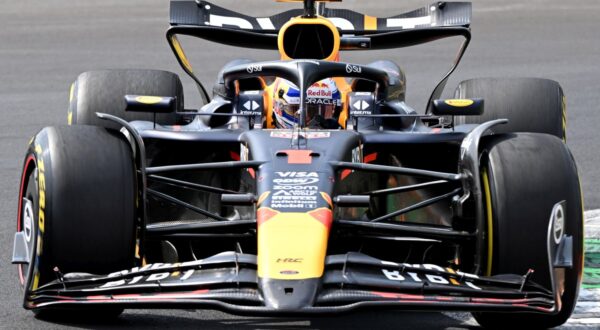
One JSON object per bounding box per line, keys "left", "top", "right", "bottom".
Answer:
{"left": 1, "top": 0, "right": 599, "bottom": 328}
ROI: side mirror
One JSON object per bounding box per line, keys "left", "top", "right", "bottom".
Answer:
{"left": 432, "top": 98, "right": 484, "bottom": 116}
{"left": 125, "top": 95, "right": 177, "bottom": 113}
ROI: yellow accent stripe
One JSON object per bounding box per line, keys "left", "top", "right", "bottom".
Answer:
{"left": 32, "top": 273, "right": 40, "bottom": 290}
{"left": 364, "top": 15, "right": 377, "bottom": 30}
{"left": 445, "top": 99, "right": 474, "bottom": 107}
{"left": 170, "top": 36, "right": 193, "bottom": 73}
{"left": 482, "top": 168, "right": 494, "bottom": 276}
{"left": 135, "top": 96, "right": 164, "bottom": 104}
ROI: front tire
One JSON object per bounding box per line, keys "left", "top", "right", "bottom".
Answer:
{"left": 473, "top": 133, "right": 584, "bottom": 328}
{"left": 17, "top": 126, "right": 136, "bottom": 315}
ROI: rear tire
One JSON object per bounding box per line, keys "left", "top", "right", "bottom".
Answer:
{"left": 473, "top": 133, "right": 584, "bottom": 328}
{"left": 454, "top": 78, "right": 566, "bottom": 140}
{"left": 68, "top": 69, "right": 184, "bottom": 129}
{"left": 18, "top": 126, "right": 136, "bottom": 298}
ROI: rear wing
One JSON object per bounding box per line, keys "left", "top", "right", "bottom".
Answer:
{"left": 170, "top": 1, "right": 471, "bottom": 35}
{"left": 167, "top": 1, "right": 471, "bottom": 109}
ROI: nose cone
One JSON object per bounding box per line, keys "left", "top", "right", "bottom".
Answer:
{"left": 260, "top": 278, "right": 320, "bottom": 310}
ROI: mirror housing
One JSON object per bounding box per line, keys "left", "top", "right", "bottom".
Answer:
{"left": 432, "top": 98, "right": 483, "bottom": 116}
{"left": 125, "top": 95, "right": 177, "bottom": 113}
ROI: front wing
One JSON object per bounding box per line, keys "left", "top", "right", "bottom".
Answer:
{"left": 27, "top": 252, "right": 559, "bottom": 315}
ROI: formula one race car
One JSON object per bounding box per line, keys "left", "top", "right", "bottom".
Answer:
{"left": 12, "top": 0, "right": 583, "bottom": 328}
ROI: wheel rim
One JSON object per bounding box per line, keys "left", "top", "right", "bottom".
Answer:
{"left": 21, "top": 198, "right": 36, "bottom": 274}
{"left": 18, "top": 167, "right": 37, "bottom": 287}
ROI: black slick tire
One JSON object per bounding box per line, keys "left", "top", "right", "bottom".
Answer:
{"left": 17, "top": 126, "right": 136, "bottom": 317}
{"left": 68, "top": 69, "right": 184, "bottom": 129}
{"left": 473, "top": 133, "right": 584, "bottom": 328}
{"left": 454, "top": 78, "right": 566, "bottom": 140}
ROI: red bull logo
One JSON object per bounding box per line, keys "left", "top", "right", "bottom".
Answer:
{"left": 307, "top": 88, "right": 333, "bottom": 98}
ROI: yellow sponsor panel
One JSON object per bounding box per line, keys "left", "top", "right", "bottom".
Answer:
{"left": 444, "top": 99, "right": 474, "bottom": 107}
{"left": 258, "top": 212, "right": 330, "bottom": 279}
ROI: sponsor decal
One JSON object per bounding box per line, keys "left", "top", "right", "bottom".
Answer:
{"left": 346, "top": 64, "right": 362, "bottom": 73}
{"left": 328, "top": 17, "right": 354, "bottom": 31}
{"left": 209, "top": 14, "right": 253, "bottom": 29}
{"left": 32, "top": 145, "right": 46, "bottom": 289}
{"left": 204, "top": 13, "right": 438, "bottom": 33}
{"left": 36, "top": 147, "right": 45, "bottom": 236}
{"left": 246, "top": 64, "right": 262, "bottom": 74}
{"left": 306, "top": 98, "right": 341, "bottom": 106}
{"left": 353, "top": 100, "right": 370, "bottom": 111}
{"left": 551, "top": 202, "right": 566, "bottom": 244}
{"left": 381, "top": 264, "right": 481, "bottom": 290}
{"left": 271, "top": 172, "right": 320, "bottom": 209}
{"left": 273, "top": 172, "right": 319, "bottom": 185}
{"left": 307, "top": 87, "right": 333, "bottom": 98}
{"left": 256, "top": 17, "right": 275, "bottom": 30}
{"left": 243, "top": 100, "right": 260, "bottom": 111}
{"left": 99, "top": 262, "right": 201, "bottom": 289}
{"left": 350, "top": 98, "right": 372, "bottom": 116}
{"left": 387, "top": 16, "right": 432, "bottom": 29}
{"left": 304, "top": 79, "right": 341, "bottom": 105}
{"left": 23, "top": 200, "right": 33, "bottom": 242}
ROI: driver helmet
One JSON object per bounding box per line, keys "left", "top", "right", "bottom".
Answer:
{"left": 273, "top": 78, "right": 342, "bottom": 128}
